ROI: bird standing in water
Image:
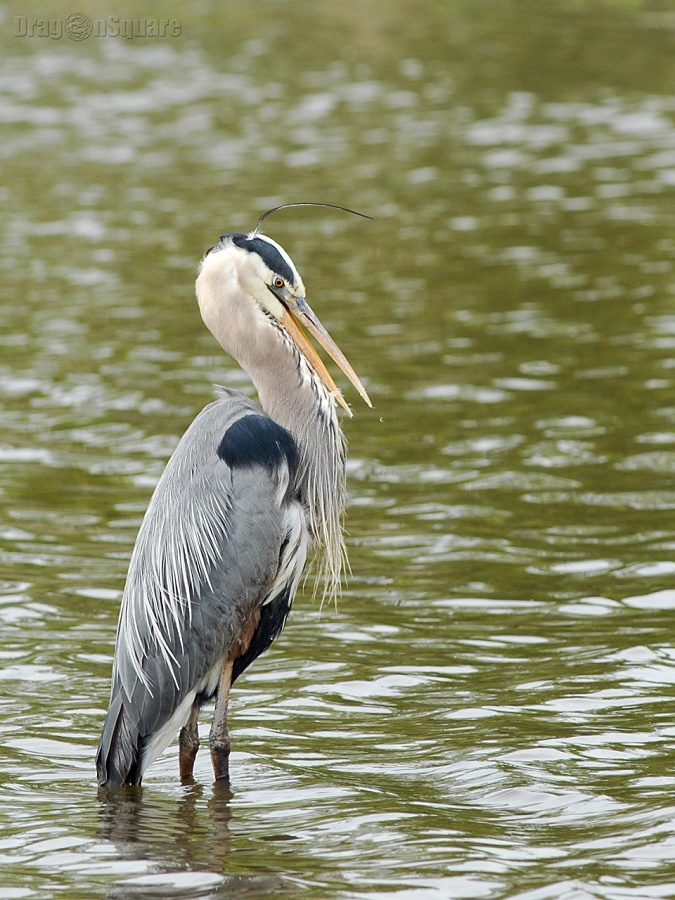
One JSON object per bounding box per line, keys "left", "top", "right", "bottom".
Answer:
{"left": 96, "top": 204, "right": 371, "bottom": 787}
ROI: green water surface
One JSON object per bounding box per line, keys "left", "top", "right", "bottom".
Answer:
{"left": 0, "top": 2, "right": 674, "bottom": 898}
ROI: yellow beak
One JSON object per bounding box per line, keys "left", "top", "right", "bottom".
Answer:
{"left": 279, "top": 297, "right": 372, "bottom": 417}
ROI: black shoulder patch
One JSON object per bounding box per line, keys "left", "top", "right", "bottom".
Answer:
{"left": 217, "top": 414, "right": 299, "bottom": 477}
{"left": 231, "top": 234, "right": 296, "bottom": 285}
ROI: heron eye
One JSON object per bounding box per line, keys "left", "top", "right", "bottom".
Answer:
{"left": 273, "top": 277, "right": 284, "bottom": 289}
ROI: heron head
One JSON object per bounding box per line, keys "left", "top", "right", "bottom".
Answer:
{"left": 196, "top": 231, "right": 371, "bottom": 414}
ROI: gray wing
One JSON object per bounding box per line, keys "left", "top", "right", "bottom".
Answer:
{"left": 96, "top": 388, "right": 300, "bottom": 786}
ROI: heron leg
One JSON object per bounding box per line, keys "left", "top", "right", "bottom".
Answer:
{"left": 209, "top": 660, "right": 234, "bottom": 781}
{"left": 179, "top": 700, "right": 201, "bottom": 781}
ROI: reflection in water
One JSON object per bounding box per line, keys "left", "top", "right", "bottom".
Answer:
{"left": 97, "top": 782, "right": 232, "bottom": 867}
{"left": 98, "top": 782, "right": 290, "bottom": 898}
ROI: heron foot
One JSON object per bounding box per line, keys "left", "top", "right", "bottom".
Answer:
{"left": 210, "top": 737, "right": 231, "bottom": 781}
{"left": 179, "top": 727, "right": 200, "bottom": 780}
{"left": 209, "top": 660, "right": 233, "bottom": 781}
{"left": 179, "top": 702, "right": 201, "bottom": 780}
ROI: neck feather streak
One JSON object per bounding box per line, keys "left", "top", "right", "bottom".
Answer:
{"left": 252, "top": 328, "right": 348, "bottom": 602}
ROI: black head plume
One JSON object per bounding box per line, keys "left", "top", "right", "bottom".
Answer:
{"left": 250, "top": 202, "right": 373, "bottom": 238}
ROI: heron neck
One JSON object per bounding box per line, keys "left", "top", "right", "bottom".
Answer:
{"left": 244, "top": 327, "right": 347, "bottom": 599}
{"left": 249, "top": 330, "right": 345, "bottom": 487}
{"left": 196, "top": 278, "right": 348, "bottom": 596}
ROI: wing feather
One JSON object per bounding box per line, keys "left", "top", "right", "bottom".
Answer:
{"left": 97, "top": 390, "right": 301, "bottom": 786}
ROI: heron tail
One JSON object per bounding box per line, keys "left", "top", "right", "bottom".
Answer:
{"left": 96, "top": 694, "right": 143, "bottom": 787}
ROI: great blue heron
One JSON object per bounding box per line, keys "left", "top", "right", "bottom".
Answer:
{"left": 96, "top": 204, "right": 371, "bottom": 787}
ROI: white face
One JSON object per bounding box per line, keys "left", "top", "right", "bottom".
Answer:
{"left": 198, "top": 234, "right": 306, "bottom": 322}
